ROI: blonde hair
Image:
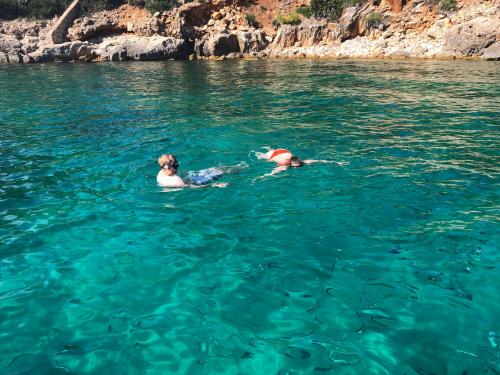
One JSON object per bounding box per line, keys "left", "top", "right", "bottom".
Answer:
{"left": 158, "top": 154, "right": 179, "bottom": 172}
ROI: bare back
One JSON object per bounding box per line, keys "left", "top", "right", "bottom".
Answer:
{"left": 157, "top": 171, "right": 186, "bottom": 188}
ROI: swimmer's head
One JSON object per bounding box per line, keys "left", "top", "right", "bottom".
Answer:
{"left": 289, "top": 155, "right": 304, "bottom": 167}
{"left": 158, "top": 154, "right": 179, "bottom": 175}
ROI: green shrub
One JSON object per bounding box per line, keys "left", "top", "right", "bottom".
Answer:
{"left": 80, "top": 0, "right": 124, "bottom": 14}
{"left": 26, "top": 0, "right": 69, "bottom": 18}
{"left": 0, "top": 0, "right": 177, "bottom": 19}
{"left": 343, "top": 0, "right": 363, "bottom": 6}
{"left": 0, "top": 0, "right": 25, "bottom": 19}
{"left": 365, "top": 11, "right": 382, "bottom": 29}
{"left": 274, "top": 13, "right": 301, "bottom": 26}
{"left": 145, "top": 0, "right": 177, "bottom": 12}
{"left": 310, "top": 0, "right": 364, "bottom": 21}
{"left": 296, "top": 5, "right": 312, "bottom": 18}
{"left": 310, "top": 0, "right": 343, "bottom": 20}
{"left": 0, "top": 0, "right": 71, "bottom": 19}
{"left": 439, "top": 0, "right": 455, "bottom": 11}
{"left": 245, "top": 13, "right": 258, "bottom": 27}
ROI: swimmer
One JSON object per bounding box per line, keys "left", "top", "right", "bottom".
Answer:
{"left": 157, "top": 154, "right": 246, "bottom": 188}
{"left": 254, "top": 147, "right": 335, "bottom": 177}
{"left": 157, "top": 154, "right": 188, "bottom": 188}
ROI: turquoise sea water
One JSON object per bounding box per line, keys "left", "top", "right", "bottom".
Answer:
{"left": 0, "top": 60, "right": 499, "bottom": 374}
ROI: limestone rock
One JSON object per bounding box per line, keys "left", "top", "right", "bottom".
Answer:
{"left": 29, "top": 41, "right": 93, "bottom": 63}
{"left": 236, "top": 30, "right": 268, "bottom": 53}
{"left": 68, "top": 5, "right": 160, "bottom": 42}
{"left": 0, "top": 19, "right": 51, "bottom": 40}
{"left": 195, "top": 32, "right": 240, "bottom": 57}
{"left": 427, "top": 18, "right": 451, "bottom": 40}
{"left": 482, "top": 41, "right": 500, "bottom": 60}
{"left": 441, "top": 16, "right": 499, "bottom": 57}
{"left": 94, "top": 35, "right": 188, "bottom": 61}
{"left": 48, "top": 0, "right": 80, "bottom": 44}
{"left": 271, "top": 25, "right": 298, "bottom": 48}
{"left": 270, "top": 21, "right": 341, "bottom": 51}
{"left": 6, "top": 53, "right": 24, "bottom": 63}
{"left": 296, "top": 22, "right": 328, "bottom": 47}
{"left": 385, "top": 0, "right": 404, "bottom": 12}
{"left": 338, "top": 6, "right": 363, "bottom": 41}
{"left": 226, "top": 51, "right": 243, "bottom": 59}
{"left": 20, "top": 36, "right": 40, "bottom": 54}
{"left": 68, "top": 15, "right": 126, "bottom": 42}
{"left": 0, "top": 19, "right": 55, "bottom": 61}
{"left": 178, "top": 1, "right": 211, "bottom": 27}
{"left": 212, "top": 11, "right": 223, "bottom": 21}
{"left": 0, "top": 33, "right": 21, "bottom": 53}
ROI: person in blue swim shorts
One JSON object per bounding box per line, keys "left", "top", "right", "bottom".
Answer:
{"left": 157, "top": 154, "right": 247, "bottom": 189}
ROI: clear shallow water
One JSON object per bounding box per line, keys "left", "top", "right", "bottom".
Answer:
{"left": 0, "top": 60, "right": 499, "bottom": 374}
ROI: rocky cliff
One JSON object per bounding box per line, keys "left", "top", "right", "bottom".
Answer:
{"left": 0, "top": 0, "right": 499, "bottom": 63}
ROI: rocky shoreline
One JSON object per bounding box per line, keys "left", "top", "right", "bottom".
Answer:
{"left": 1, "top": 0, "right": 499, "bottom": 63}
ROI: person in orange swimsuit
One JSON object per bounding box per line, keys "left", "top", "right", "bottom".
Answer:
{"left": 255, "top": 147, "right": 333, "bottom": 177}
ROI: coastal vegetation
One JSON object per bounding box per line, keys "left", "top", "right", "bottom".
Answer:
{"left": 245, "top": 13, "right": 258, "bottom": 28}
{"left": 127, "top": 0, "right": 177, "bottom": 12}
{"left": 296, "top": 6, "right": 312, "bottom": 19}
{"left": 438, "top": 0, "right": 456, "bottom": 11}
{"left": 365, "top": 11, "right": 382, "bottom": 29}
{"left": 0, "top": 0, "right": 498, "bottom": 62}
{"left": 310, "top": 0, "right": 363, "bottom": 21}
{"left": 0, "top": 0, "right": 459, "bottom": 22}
{"left": 0, "top": 0, "right": 175, "bottom": 19}
{"left": 273, "top": 13, "right": 302, "bottom": 27}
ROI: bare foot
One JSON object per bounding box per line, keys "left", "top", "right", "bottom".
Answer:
{"left": 212, "top": 182, "right": 229, "bottom": 188}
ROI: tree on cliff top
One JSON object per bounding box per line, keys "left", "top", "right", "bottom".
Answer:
{"left": 0, "top": 0, "right": 177, "bottom": 20}
{"left": 0, "top": 0, "right": 70, "bottom": 19}
{"left": 128, "top": 0, "right": 178, "bottom": 13}
{"left": 310, "top": 0, "right": 364, "bottom": 21}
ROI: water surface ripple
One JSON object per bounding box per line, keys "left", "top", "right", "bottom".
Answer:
{"left": 0, "top": 60, "right": 499, "bottom": 374}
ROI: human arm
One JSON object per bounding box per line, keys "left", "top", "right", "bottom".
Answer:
{"left": 303, "top": 160, "right": 349, "bottom": 166}
{"left": 188, "top": 182, "right": 229, "bottom": 189}
{"left": 253, "top": 165, "right": 288, "bottom": 182}
{"left": 303, "top": 159, "right": 331, "bottom": 164}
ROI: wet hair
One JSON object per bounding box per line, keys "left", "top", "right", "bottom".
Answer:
{"left": 158, "top": 154, "right": 179, "bottom": 172}
{"left": 290, "top": 155, "right": 303, "bottom": 167}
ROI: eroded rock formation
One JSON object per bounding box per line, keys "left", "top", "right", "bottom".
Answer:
{"left": 0, "top": 0, "right": 499, "bottom": 63}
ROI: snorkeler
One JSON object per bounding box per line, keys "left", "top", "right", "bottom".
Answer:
{"left": 157, "top": 154, "right": 246, "bottom": 188}
{"left": 254, "top": 147, "right": 334, "bottom": 177}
